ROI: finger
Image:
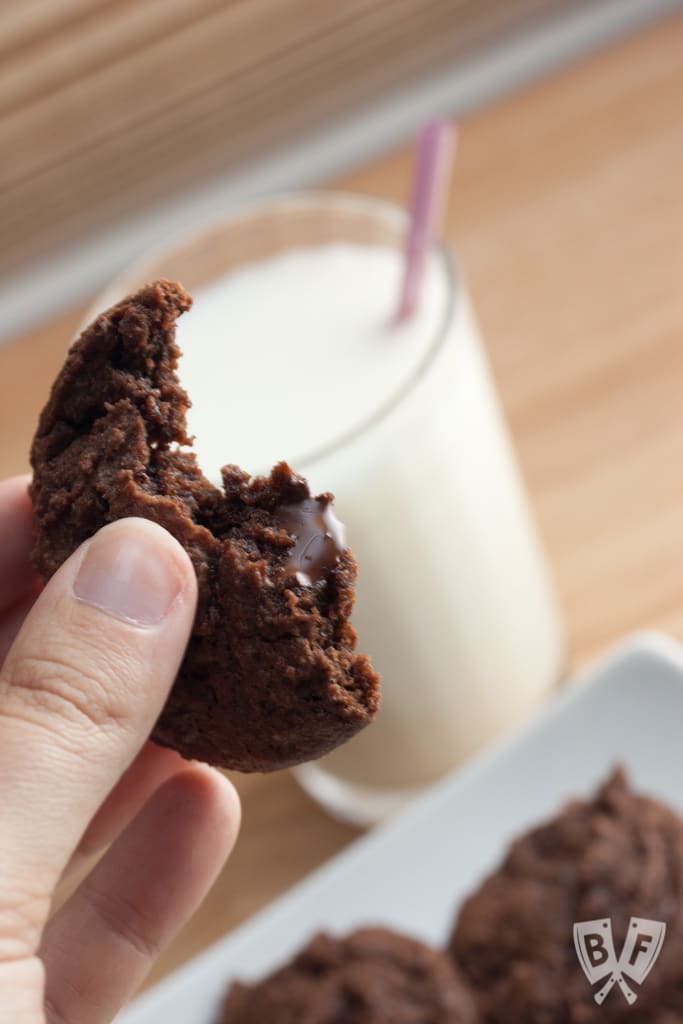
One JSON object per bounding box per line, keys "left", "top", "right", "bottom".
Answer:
{"left": 42, "top": 766, "right": 240, "bottom": 1024}
{"left": 0, "top": 475, "right": 38, "bottom": 612}
{"left": 64, "top": 743, "right": 188, "bottom": 878}
{"left": 0, "top": 517, "right": 197, "bottom": 959}
{"left": 0, "top": 584, "right": 41, "bottom": 664}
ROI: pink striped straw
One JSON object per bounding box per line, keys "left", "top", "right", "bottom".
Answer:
{"left": 395, "top": 120, "right": 457, "bottom": 322}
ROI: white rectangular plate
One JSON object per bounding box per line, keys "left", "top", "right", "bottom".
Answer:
{"left": 119, "top": 631, "right": 683, "bottom": 1023}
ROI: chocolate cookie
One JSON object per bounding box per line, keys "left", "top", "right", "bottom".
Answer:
{"left": 30, "top": 280, "right": 380, "bottom": 771}
{"left": 221, "top": 927, "right": 479, "bottom": 1024}
{"left": 449, "top": 769, "right": 683, "bottom": 1022}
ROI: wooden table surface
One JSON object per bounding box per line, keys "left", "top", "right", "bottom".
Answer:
{"left": 1, "top": 0, "right": 558, "bottom": 279}
{"left": 2, "top": 10, "right": 683, "bottom": 995}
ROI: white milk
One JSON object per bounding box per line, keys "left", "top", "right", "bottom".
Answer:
{"left": 176, "top": 243, "right": 564, "bottom": 817}
{"left": 176, "top": 244, "right": 449, "bottom": 474}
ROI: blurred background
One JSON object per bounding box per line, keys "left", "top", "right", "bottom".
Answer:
{"left": 1, "top": 0, "right": 680, "bottom": 341}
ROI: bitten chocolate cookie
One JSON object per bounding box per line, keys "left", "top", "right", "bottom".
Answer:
{"left": 449, "top": 769, "right": 683, "bottom": 1023}
{"left": 30, "top": 280, "right": 380, "bottom": 772}
{"left": 220, "top": 927, "right": 479, "bottom": 1024}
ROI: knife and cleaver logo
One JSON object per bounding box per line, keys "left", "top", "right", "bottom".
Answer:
{"left": 573, "top": 917, "right": 666, "bottom": 1006}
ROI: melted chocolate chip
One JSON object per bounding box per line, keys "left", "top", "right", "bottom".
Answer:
{"left": 276, "top": 498, "right": 347, "bottom": 586}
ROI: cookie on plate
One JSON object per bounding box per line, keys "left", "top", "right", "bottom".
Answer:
{"left": 449, "top": 769, "right": 683, "bottom": 1022}
{"left": 221, "top": 927, "right": 479, "bottom": 1024}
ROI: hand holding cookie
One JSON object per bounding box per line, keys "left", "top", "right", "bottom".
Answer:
{"left": 29, "top": 281, "right": 380, "bottom": 772}
{"left": 0, "top": 476, "right": 240, "bottom": 1023}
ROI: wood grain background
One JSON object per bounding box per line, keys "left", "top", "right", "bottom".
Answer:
{"left": 2, "top": 0, "right": 584, "bottom": 278}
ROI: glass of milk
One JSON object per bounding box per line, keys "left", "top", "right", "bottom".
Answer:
{"left": 92, "top": 192, "right": 565, "bottom": 825}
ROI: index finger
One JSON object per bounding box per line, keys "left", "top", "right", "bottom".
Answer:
{"left": 0, "top": 476, "right": 39, "bottom": 612}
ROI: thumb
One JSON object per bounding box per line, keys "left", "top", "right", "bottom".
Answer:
{"left": 0, "top": 517, "right": 197, "bottom": 959}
